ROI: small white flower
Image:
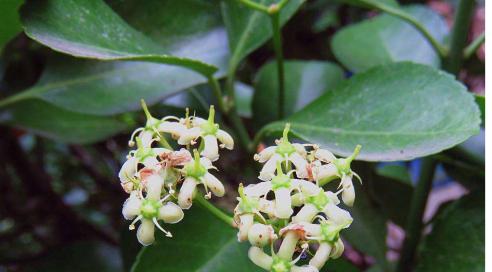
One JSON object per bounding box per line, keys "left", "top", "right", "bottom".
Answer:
{"left": 255, "top": 124, "right": 308, "bottom": 181}
{"left": 178, "top": 106, "right": 234, "bottom": 161}
{"left": 248, "top": 223, "right": 277, "bottom": 247}
{"left": 177, "top": 150, "right": 225, "bottom": 209}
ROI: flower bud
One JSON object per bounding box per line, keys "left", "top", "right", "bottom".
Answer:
{"left": 159, "top": 202, "right": 184, "bottom": 223}
{"left": 248, "top": 223, "right": 275, "bottom": 247}
{"left": 341, "top": 175, "right": 355, "bottom": 207}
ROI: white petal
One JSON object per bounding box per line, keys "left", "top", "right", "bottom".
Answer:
{"left": 137, "top": 219, "right": 155, "bottom": 246}
{"left": 178, "top": 127, "right": 201, "bottom": 145}
{"left": 309, "top": 242, "right": 332, "bottom": 269}
{"left": 248, "top": 247, "right": 273, "bottom": 270}
{"left": 119, "top": 157, "right": 138, "bottom": 183}
{"left": 277, "top": 232, "right": 299, "bottom": 260}
{"left": 122, "top": 192, "right": 142, "bottom": 220}
{"left": 258, "top": 198, "right": 276, "bottom": 216}
{"left": 315, "top": 164, "right": 338, "bottom": 182}
{"left": 314, "top": 148, "right": 336, "bottom": 163}
{"left": 199, "top": 156, "right": 213, "bottom": 169}
{"left": 255, "top": 146, "right": 277, "bottom": 163}
{"left": 292, "top": 203, "right": 319, "bottom": 223}
{"left": 139, "top": 130, "right": 154, "bottom": 148}
{"left": 142, "top": 156, "right": 159, "bottom": 168}
{"left": 248, "top": 223, "right": 275, "bottom": 247}
{"left": 202, "top": 173, "right": 225, "bottom": 197}
{"left": 178, "top": 178, "right": 197, "bottom": 209}
{"left": 158, "top": 122, "right": 186, "bottom": 137}
{"left": 237, "top": 214, "right": 254, "bottom": 242}
{"left": 295, "top": 179, "right": 322, "bottom": 197}
{"left": 291, "top": 265, "right": 319, "bottom": 272}
{"left": 146, "top": 174, "right": 163, "bottom": 201}
{"left": 289, "top": 152, "right": 308, "bottom": 179}
{"left": 216, "top": 129, "right": 234, "bottom": 150}
{"left": 259, "top": 153, "right": 282, "bottom": 181}
{"left": 191, "top": 117, "right": 207, "bottom": 127}
{"left": 323, "top": 203, "right": 353, "bottom": 227}
{"left": 201, "top": 134, "right": 219, "bottom": 161}
{"left": 244, "top": 182, "right": 272, "bottom": 197}
{"left": 341, "top": 176, "right": 355, "bottom": 207}
{"left": 159, "top": 202, "right": 184, "bottom": 223}
{"left": 292, "top": 143, "right": 307, "bottom": 157}
{"left": 330, "top": 239, "right": 344, "bottom": 259}
{"left": 274, "top": 187, "right": 293, "bottom": 219}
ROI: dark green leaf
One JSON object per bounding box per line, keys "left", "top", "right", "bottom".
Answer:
{"left": 343, "top": 179, "right": 388, "bottom": 267}
{"left": 0, "top": 55, "right": 213, "bottom": 115}
{"left": 221, "top": 0, "right": 305, "bottom": 70}
{"left": 320, "top": 258, "right": 360, "bottom": 272}
{"left": 253, "top": 60, "right": 344, "bottom": 128}
{"left": 25, "top": 241, "right": 123, "bottom": 272}
{"left": 373, "top": 165, "right": 413, "bottom": 226}
{"left": 416, "top": 191, "right": 484, "bottom": 272}
{"left": 21, "top": 0, "right": 223, "bottom": 76}
{"left": 131, "top": 204, "right": 260, "bottom": 272}
{"left": 332, "top": 5, "right": 448, "bottom": 72}
{"left": 0, "top": 99, "right": 128, "bottom": 143}
{"left": 339, "top": 0, "right": 399, "bottom": 9}
{"left": 474, "top": 94, "right": 484, "bottom": 125}
{"left": 260, "top": 62, "right": 480, "bottom": 161}
{"left": 0, "top": 0, "right": 23, "bottom": 51}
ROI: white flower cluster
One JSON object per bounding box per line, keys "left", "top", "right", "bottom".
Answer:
{"left": 234, "top": 124, "right": 361, "bottom": 272}
{"left": 119, "top": 101, "right": 233, "bottom": 245}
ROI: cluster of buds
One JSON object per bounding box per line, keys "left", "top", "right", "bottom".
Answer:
{"left": 119, "top": 100, "right": 233, "bottom": 245}
{"left": 234, "top": 124, "right": 361, "bottom": 272}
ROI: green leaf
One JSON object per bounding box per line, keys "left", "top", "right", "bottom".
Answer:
{"left": 342, "top": 177, "right": 388, "bottom": 267}
{"left": 131, "top": 204, "right": 259, "bottom": 272}
{"left": 0, "top": 55, "right": 214, "bottom": 115}
{"left": 221, "top": 0, "right": 305, "bottom": 70}
{"left": 25, "top": 241, "right": 123, "bottom": 272}
{"left": 0, "top": 99, "right": 128, "bottom": 143}
{"left": 20, "top": 0, "right": 223, "bottom": 76}
{"left": 474, "top": 94, "right": 484, "bottom": 125}
{"left": 0, "top": 0, "right": 23, "bottom": 52}
{"left": 339, "top": 0, "right": 399, "bottom": 9}
{"left": 332, "top": 5, "right": 448, "bottom": 72}
{"left": 260, "top": 62, "right": 480, "bottom": 161}
{"left": 253, "top": 60, "right": 344, "bottom": 128}
{"left": 373, "top": 165, "right": 413, "bottom": 226}
{"left": 416, "top": 191, "right": 484, "bottom": 272}
{"left": 320, "top": 258, "right": 360, "bottom": 272}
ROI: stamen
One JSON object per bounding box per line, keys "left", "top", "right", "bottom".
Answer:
{"left": 153, "top": 217, "right": 173, "bottom": 237}
{"left": 290, "top": 243, "right": 309, "bottom": 265}
{"left": 128, "top": 128, "right": 144, "bottom": 147}
{"left": 129, "top": 215, "right": 142, "bottom": 230}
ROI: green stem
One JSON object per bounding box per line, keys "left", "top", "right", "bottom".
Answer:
{"left": 396, "top": 157, "right": 437, "bottom": 272}
{"left": 270, "top": 10, "right": 286, "bottom": 120}
{"left": 239, "top": 0, "right": 269, "bottom": 13}
{"left": 464, "top": 32, "right": 485, "bottom": 59}
{"left": 443, "top": 0, "right": 476, "bottom": 75}
{"left": 358, "top": 0, "right": 447, "bottom": 57}
{"left": 195, "top": 194, "right": 234, "bottom": 227}
{"left": 207, "top": 76, "right": 251, "bottom": 151}
{"left": 207, "top": 76, "right": 227, "bottom": 114}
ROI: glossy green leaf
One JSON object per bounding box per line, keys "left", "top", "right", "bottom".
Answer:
{"left": 131, "top": 204, "right": 259, "bottom": 272}
{"left": 332, "top": 5, "right": 448, "bottom": 72}
{"left": 0, "top": 0, "right": 23, "bottom": 51}
{"left": 20, "top": 0, "right": 222, "bottom": 76}
{"left": 26, "top": 241, "right": 123, "bottom": 272}
{"left": 0, "top": 55, "right": 213, "bottom": 115}
{"left": 253, "top": 60, "right": 344, "bottom": 128}
{"left": 260, "top": 62, "right": 480, "bottom": 161}
{"left": 221, "top": 0, "right": 305, "bottom": 70}
{"left": 416, "top": 192, "right": 485, "bottom": 272}
{"left": 0, "top": 99, "right": 128, "bottom": 143}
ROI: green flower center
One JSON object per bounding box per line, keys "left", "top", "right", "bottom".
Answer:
{"left": 238, "top": 184, "right": 259, "bottom": 213}
{"left": 271, "top": 256, "right": 292, "bottom": 272}
{"left": 140, "top": 199, "right": 161, "bottom": 219}
{"left": 184, "top": 150, "right": 207, "bottom": 179}
{"left": 275, "top": 123, "right": 296, "bottom": 156}
{"left": 200, "top": 105, "right": 219, "bottom": 135}
{"left": 271, "top": 162, "right": 291, "bottom": 190}
{"left": 306, "top": 190, "right": 330, "bottom": 210}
